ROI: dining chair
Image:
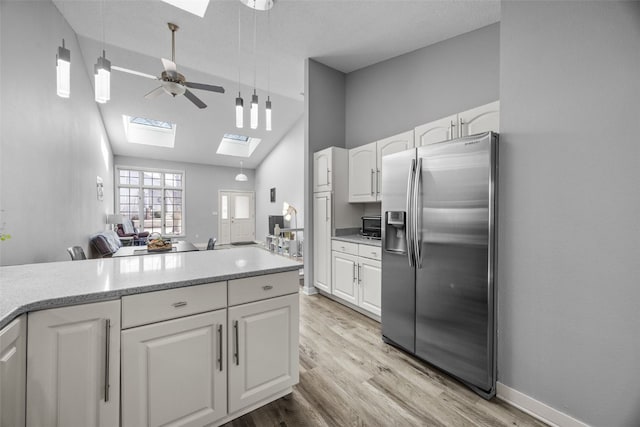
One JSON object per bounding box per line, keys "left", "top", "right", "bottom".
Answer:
{"left": 67, "top": 246, "right": 87, "bottom": 260}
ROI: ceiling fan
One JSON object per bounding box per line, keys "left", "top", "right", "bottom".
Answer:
{"left": 112, "top": 23, "right": 225, "bottom": 109}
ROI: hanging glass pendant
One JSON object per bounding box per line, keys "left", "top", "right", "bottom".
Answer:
{"left": 235, "top": 93, "right": 244, "bottom": 128}
{"left": 94, "top": 50, "right": 111, "bottom": 103}
{"left": 250, "top": 90, "right": 259, "bottom": 129}
{"left": 265, "top": 96, "right": 272, "bottom": 131}
{"left": 56, "top": 39, "right": 71, "bottom": 98}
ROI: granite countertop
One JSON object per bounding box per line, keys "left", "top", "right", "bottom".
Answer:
{"left": 332, "top": 235, "right": 382, "bottom": 247}
{"left": 0, "top": 247, "right": 302, "bottom": 330}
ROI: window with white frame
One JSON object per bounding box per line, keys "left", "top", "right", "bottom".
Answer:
{"left": 116, "top": 167, "right": 184, "bottom": 236}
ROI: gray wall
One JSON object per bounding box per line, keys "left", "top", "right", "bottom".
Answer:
{"left": 255, "top": 118, "right": 304, "bottom": 241}
{"left": 498, "top": 1, "right": 640, "bottom": 425}
{"left": 114, "top": 156, "right": 254, "bottom": 246}
{"left": 0, "top": 1, "right": 114, "bottom": 266}
{"left": 304, "top": 59, "right": 346, "bottom": 291}
{"left": 345, "top": 23, "right": 499, "bottom": 148}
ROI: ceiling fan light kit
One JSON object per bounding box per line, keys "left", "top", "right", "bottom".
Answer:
{"left": 56, "top": 39, "right": 71, "bottom": 98}
{"left": 94, "top": 51, "right": 111, "bottom": 103}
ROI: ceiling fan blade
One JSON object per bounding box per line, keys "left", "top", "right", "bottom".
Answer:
{"left": 161, "top": 58, "right": 177, "bottom": 76}
{"left": 144, "top": 86, "right": 166, "bottom": 99}
{"left": 185, "top": 81, "right": 225, "bottom": 94}
{"left": 184, "top": 89, "right": 207, "bottom": 109}
{"left": 112, "top": 65, "right": 157, "bottom": 80}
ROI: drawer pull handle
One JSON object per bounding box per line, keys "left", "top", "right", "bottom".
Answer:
{"left": 172, "top": 301, "right": 188, "bottom": 308}
{"left": 263, "top": 285, "right": 273, "bottom": 291}
{"left": 233, "top": 320, "right": 239, "bottom": 366}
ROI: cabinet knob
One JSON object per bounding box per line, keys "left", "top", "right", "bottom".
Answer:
{"left": 263, "top": 285, "right": 273, "bottom": 291}
{"left": 172, "top": 301, "right": 188, "bottom": 308}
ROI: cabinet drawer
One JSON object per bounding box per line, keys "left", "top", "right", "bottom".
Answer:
{"left": 331, "top": 240, "right": 358, "bottom": 255}
{"left": 358, "top": 244, "right": 382, "bottom": 260}
{"left": 229, "top": 271, "right": 299, "bottom": 306}
{"left": 122, "top": 282, "right": 227, "bottom": 329}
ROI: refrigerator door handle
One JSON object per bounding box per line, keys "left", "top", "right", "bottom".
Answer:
{"left": 413, "top": 158, "right": 423, "bottom": 268}
{"left": 406, "top": 159, "right": 416, "bottom": 267}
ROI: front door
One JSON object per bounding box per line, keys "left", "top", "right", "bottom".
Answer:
{"left": 219, "top": 191, "right": 255, "bottom": 245}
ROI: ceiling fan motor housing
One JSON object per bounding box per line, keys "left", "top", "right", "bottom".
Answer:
{"left": 160, "top": 71, "right": 187, "bottom": 96}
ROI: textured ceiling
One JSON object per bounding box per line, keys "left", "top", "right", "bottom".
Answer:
{"left": 54, "top": 0, "right": 500, "bottom": 168}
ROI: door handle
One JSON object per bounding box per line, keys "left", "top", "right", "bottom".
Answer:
{"left": 233, "top": 320, "right": 239, "bottom": 366}
{"left": 358, "top": 264, "right": 362, "bottom": 283}
{"left": 325, "top": 197, "right": 329, "bottom": 221}
{"left": 104, "top": 318, "right": 111, "bottom": 402}
{"left": 327, "top": 169, "right": 331, "bottom": 186}
{"left": 353, "top": 263, "right": 357, "bottom": 282}
{"left": 217, "top": 324, "right": 223, "bottom": 371}
{"left": 376, "top": 169, "right": 381, "bottom": 196}
{"left": 413, "top": 158, "right": 423, "bottom": 269}
{"left": 406, "top": 159, "right": 416, "bottom": 267}
{"left": 370, "top": 169, "right": 375, "bottom": 195}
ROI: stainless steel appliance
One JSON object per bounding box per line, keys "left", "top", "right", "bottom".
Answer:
{"left": 360, "top": 215, "right": 382, "bottom": 239}
{"left": 381, "top": 131, "right": 498, "bottom": 398}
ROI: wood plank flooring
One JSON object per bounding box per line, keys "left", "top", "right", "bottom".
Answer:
{"left": 224, "top": 292, "right": 547, "bottom": 427}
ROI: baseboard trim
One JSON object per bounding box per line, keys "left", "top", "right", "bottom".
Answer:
{"left": 497, "top": 382, "right": 589, "bottom": 427}
{"left": 301, "top": 286, "right": 318, "bottom": 296}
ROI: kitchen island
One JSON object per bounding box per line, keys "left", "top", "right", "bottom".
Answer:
{"left": 0, "top": 247, "right": 302, "bottom": 427}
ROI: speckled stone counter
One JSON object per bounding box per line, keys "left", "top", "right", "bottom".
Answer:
{"left": 0, "top": 247, "right": 302, "bottom": 330}
{"left": 332, "top": 234, "right": 382, "bottom": 247}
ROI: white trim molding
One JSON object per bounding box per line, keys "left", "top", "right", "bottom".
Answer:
{"left": 497, "top": 382, "right": 590, "bottom": 427}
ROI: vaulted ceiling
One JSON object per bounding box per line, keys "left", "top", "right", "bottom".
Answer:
{"left": 54, "top": 0, "right": 500, "bottom": 168}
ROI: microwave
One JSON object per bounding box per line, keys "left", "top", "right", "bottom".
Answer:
{"left": 360, "top": 215, "right": 382, "bottom": 239}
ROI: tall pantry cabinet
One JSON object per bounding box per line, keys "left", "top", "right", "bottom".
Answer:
{"left": 313, "top": 147, "right": 362, "bottom": 294}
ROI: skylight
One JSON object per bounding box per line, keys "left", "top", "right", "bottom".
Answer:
{"left": 161, "top": 0, "right": 210, "bottom": 17}
{"left": 216, "top": 133, "right": 262, "bottom": 158}
{"left": 123, "top": 115, "right": 177, "bottom": 148}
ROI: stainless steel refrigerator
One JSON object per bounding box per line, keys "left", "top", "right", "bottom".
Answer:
{"left": 381, "top": 131, "right": 498, "bottom": 398}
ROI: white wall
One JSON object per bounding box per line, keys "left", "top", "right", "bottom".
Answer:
{"left": 345, "top": 23, "right": 499, "bottom": 148}
{"left": 0, "top": 1, "right": 114, "bottom": 265}
{"left": 255, "top": 118, "right": 304, "bottom": 241}
{"left": 498, "top": 2, "right": 640, "bottom": 425}
{"left": 114, "top": 156, "right": 254, "bottom": 246}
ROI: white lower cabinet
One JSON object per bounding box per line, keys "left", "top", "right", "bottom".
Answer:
{"left": 331, "top": 241, "right": 382, "bottom": 317}
{"left": 26, "top": 300, "right": 121, "bottom": 427}
{"left": 228, "top": 293, "right": 299, "bottom": 414}
{"left": 121, "top": 310, "right": 227, "bottom": 427}
{"left": 0, "top": 315, "right": 26, "bottom": 427}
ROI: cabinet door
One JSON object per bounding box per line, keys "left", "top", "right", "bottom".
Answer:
{"left": 228, "top": 294, "right": 299, "bottom": 414}
{"left": 332, "top": 251, "right": 358, "bottom": 305}
{"left": 358, "top": 258, "right": 382, "bottom": 317}
{"left": 121, "top": 310, "right": 227, "bottom": 427}
{"left": 0, "top": 315, "right": 26, "bottom": 427}
{"left": 313, "top": 193, "right": 332, "bottom": 293}
{"left": 458, "top": 101, "right": 500, "bottom": 137}
{"left": 414, "top": 114, "right": 457, "bottom": 147}
{"left": 376, "top": 130, "right": 415, "bottom": 201}
{"left": 348, "top": 142, "right": 377, "bottom": 202}
{"left": 313, "top": 148, "right": 333, "bottom": 193}
{"left": 27, "top": 300, "right": 120, "bottom": 427}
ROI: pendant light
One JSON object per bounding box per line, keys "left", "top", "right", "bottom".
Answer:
{"left": 235, "top": 161, "right": 248, "bottom": 182}
{"left": 94, "top": 0, "right": 110, "bottom": 103}
{"left": 56, "top": 39, "right": 71, "bottom": 98}
{"left": 264, "top": 6, "right": 272, "bottom": 131}
{"left": 94, "top": 51, "right": 111, "bottom": 103}
{"left": 249, "top": 1, "right": 259, "bottom": 129}
{"left": 235, "top": 4, "right": 244, "bottom": 128}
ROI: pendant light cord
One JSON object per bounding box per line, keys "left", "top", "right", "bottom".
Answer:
{"left": 252, "top": 0, "right": 257, "bottom": 91}
{"left": 237, "top": 3, "right": 241, "bottom": 93}
{"left": 267, "top": 6, "right": 270, "bottom": 97}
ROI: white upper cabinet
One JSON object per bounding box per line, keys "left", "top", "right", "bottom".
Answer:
{"left": 415, "top": 114, "right": 457, "bottom": 147}
{"left": 458, "top": 100, "right": 500, "bottom": 137}
{"left": 348, "top": 142, "right": 377, "bottom": 202}
{"left": 349, "top": 130, "right": 414, "bottom": 202}
{"left": 313, "top": 148, "right": 333, "bottom": 193}
{"left": 376, "top": 130, "right": 415, "bottom": 198}
{"left": 415, "top": 101, "right": 500, "bottom": 147}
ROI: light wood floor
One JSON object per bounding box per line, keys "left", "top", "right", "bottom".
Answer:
{"left": 224, "top": 292, "right": 547, "bottom": 427}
